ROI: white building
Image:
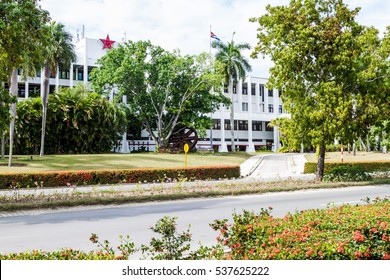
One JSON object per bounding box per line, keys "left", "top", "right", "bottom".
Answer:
{"left": 12, "top": 35, "right": 285, "bottom": 152}
{"left": 200, "top": 77, "right": 285, "bottom": 153}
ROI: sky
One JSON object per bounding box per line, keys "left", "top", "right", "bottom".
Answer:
{"left": 40, "top": 0, "right": 390, "bottom": 78}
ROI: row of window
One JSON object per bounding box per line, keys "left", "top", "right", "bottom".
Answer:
{"left": 241, "top": 102, "right": 283, "bottom": 113}
{"left": 17, "top": 67, "right": 96, "bottom": 81}
{"left": 224, "top": 83, "right": 282, "bottom": 98}
{"left": 212, "top": 119, "right": 274, "bottom": 132}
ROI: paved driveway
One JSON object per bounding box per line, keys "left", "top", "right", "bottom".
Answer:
{"left": 241, "top": 153, "right": 316, "bottom": 181}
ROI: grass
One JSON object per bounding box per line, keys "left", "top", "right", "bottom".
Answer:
{"left": 305, "top": 151, "right": 390, "bottom": 163}
{"left": 2, "top": 178, "right": 390, "bottom": 212}
{"left": 0, "top": 152, "right": 253, "bottom": 173}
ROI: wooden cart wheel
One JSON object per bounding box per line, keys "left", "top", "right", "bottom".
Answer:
{"left": 168, "top": 127, "right": 198, "bottom": 153}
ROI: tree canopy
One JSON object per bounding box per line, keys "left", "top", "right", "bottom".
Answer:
{"left": 251, "top": 0, "right": 390, "bottom": 180}
{"left": 91, "top": 40, "right": 229, "bottom": 151}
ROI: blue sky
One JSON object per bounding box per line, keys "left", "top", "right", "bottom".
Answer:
{"left": 40, "top": 0, "right": 390, "bottom": 77}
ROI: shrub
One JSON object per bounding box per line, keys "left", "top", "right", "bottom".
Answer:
{"left": 304, "top": 161, "right": 390, "bottom": 174}
{"left": 210, "top": 198, "right": 390, "bottom": 260}
{"left": 323, "top": 165, "right": 373, "bottom": 182}
{"left": 0, "top": 165, "right": 240, "bottom": 189}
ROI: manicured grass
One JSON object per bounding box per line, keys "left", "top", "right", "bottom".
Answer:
{"left": 0, "top": 152, "right": 253, "bottom": 173}
{"left": 305, "top": 151, "right": 390, "bottom": 163}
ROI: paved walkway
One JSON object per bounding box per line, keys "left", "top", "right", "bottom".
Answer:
{"left": 0, "top": 153, "right": 315, "bottom": 198}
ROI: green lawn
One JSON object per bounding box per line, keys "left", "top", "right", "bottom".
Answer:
{"left": 0, "top": 152, "right": 253, "bottom": 173}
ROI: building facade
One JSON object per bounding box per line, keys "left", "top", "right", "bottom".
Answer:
{"left": 13, "top": 35, "right": 285, "bottom": 153}
{"left": 200, "top": 76, "right": 285, "bottom": 153}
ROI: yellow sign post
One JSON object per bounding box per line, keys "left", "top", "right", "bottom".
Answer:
{"left": 184, "top": 143, "right": 189, "bottom": 167}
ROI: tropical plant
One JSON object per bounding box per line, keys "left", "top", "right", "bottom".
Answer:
{"left": 0, "top": 0, "right": 49, "bottom": 166}
{"left": 40, "top": 21, "right": 76, "bottom": 157}
{"left": 13, "top": 85, "right": 128, "bottom": 154}
{"left": 212, "top": 33, "right": 252, "bottom": 152}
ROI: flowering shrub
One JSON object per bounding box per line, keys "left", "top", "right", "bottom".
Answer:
{"left": 0, "top": 165, "right": 240, "bottom": 189}
{"left": 210, "top": 198, "right": 390, "bottom": 260}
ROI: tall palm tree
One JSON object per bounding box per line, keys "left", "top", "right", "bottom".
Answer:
{"left": 213, "top": 33, "right": 251, "bottom": 151}
{"left": 40, "top": 22, "right": 76, "bottom": 157}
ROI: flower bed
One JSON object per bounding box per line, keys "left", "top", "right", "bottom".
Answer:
{"left": 211, "top": 198, "right": 390, "bottom": 260}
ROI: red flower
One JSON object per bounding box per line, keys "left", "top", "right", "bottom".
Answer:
{"left": 353, "top": 231, "right": 365, "bottom": 242}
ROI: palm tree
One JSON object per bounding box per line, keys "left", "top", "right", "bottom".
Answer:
{"left": 212, "top": 33, "right": 251, "bottom": 151}
{"left": 40, "top": 22, "right": 76, "bottom": 157}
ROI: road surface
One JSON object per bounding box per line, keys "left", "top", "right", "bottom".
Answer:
{"left": 1, "top": 185, "right": 389, "bottom": 255}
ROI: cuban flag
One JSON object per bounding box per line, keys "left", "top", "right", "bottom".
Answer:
{"left": 210, "top": 31, "right": 220, "bottom": 41}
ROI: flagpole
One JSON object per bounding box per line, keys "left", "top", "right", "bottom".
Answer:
{"left": 209, "top": 24, "right": 213, "bottom": 150}
{"left": 209, "top": 24, "right": 212, "bottom": 55}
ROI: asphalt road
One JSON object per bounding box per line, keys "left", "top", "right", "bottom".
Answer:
{"left": 1, "top": 185, "right": 390, "bottom": 255}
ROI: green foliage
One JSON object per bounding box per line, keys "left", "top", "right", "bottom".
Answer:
{"left": 0, "top": 165, "right": 240, "bottom": 189}
{"left": 210, "top": 198, "right": 390, "bottom": 260}
{"left": 304, "top": 161, "right": 390, "bottom": 174}
{"left": 323, "top": 165, "right": 373, "bottom": 182}
{"left": 91, "top": 40, "right": 229, "bottom": 150}
{"left": 141, "top": 216, "right": 192, "bottom": 260}
{"left": 251, "top": 0, "right": 390, "bottom": 179}
{"left": 13, "top": 85, "right": 128, "bottom": 154}
{"left": 0, "top": 87, "right": 16, "bottom": 133}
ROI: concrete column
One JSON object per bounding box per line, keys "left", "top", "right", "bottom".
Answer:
{"left": 219, "top": 105, "right": 228, "bottom": 152}
{"left": 55, "top": 66, "right": 60, "bottom": 93}
{"left": 70, "top": 63, "right": 74, "bottom": 88}
{"left": 120, "top": 95, "right": 130, "bottom": 153}
{"left": 83, "top": 38, "right": 88, "bottom": 86}
{"left": 273, "top": 90, "right": 280, "bottom": 152}
{"left": 25, "top": 81, "right": 29, "bottom": 99}
{"left": 246, "top": 76, "right": 255, "bottom": 153}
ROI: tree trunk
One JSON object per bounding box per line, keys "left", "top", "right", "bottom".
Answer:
{"left": 8, "top": 69, "right": 18, "bottom": 167}
{"left": 366, "top": 134, "right": 371, "bottom": 152}
{"left": 316, "top": 143, "right": 326, "bottom": 181}
{"left": 229, "top": 77, "right": 235, "bottom": 152}
{"left": 40, "top": 65, "right": 50, "bottom": 157}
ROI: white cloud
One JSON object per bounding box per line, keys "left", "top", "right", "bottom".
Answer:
{"left": 40, "top": 0, "right": 390, "bottom": 78}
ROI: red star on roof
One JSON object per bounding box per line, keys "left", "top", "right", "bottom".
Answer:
{"left": 100, "top": 34, "right": 116, "bottom": 49}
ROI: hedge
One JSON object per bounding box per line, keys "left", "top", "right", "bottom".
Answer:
{"left": 304, "top": 161, "right": 390, "bottom": 174}
{"left": 0, "top": 165, "right": 240, "bottom": 189}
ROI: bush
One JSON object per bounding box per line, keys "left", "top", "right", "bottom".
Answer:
{"left": 304, "top": 161, "right": 390, "bottom": 174}
{"left": 0, "top": 165, "right": 240, "bottom": 189}
{"left": 210, "top": 198, "right": 390, "bottom": 260}
{"left": 323, "top": 165, "right": 373, "bottom": 182}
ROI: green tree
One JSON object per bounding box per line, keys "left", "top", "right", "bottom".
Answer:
{"left": 91, "top": 40, "right": 229, "bottom": 151}
{"left": 0, "top": 0, "right": 49, "bottom": 165}
{"left": 0, "top": 87, "right": 16, "bottom": 158}
{"left": 212, "top": 33, "right": 252, "bottom": 152}
{"left": 251, "top": 0, "right": 390, "bottom": 180}
{"left": 40, "top": 21, "right": 76, "bottom": 157}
